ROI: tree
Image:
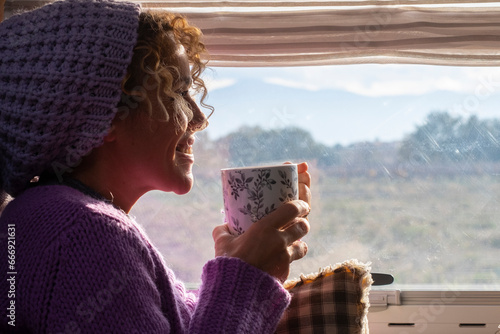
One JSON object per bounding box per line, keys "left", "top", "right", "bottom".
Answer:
{"left": 399, "top": 111, "right": 500, "bottom": 164}
{"left": 217, "top": 126, "right": 339, "bottom": 166}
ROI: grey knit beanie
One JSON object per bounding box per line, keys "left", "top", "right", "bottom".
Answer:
{"left": 0, "top": 0, "right": 140, "bottom": 197}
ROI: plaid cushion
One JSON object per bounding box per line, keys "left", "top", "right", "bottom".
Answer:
{"left": 276, "top": 260, "right": 372, "bottom": 334}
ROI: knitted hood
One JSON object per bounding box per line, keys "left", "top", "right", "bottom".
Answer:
{"left": 0, "top": 0, "right": 140, "bottom": 197}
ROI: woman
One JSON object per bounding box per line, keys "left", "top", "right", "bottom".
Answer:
{"left": 0, "top": 0, "right": 311, "bottom": 332}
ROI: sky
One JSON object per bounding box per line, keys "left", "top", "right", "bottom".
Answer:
{"left": 197, "top": 64, "right": 500, "bottom": 146}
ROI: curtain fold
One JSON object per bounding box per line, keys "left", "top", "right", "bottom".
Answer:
{"left": 5, "top": 0, "right": 500, "bottom": 66}
{"left": 139, "top": 0, "right": 500, "bottom": 8}
{"left": 182, "top": 6, "right": 500, "bottom": 66}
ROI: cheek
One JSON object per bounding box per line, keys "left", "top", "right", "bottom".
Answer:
{"left": 172, "top": 99, "right": 192, "bottom": 130}
{"left": 156, "top": 126, "right": 183, "bottom": 156}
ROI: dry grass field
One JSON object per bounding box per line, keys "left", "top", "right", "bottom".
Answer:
{"left": 131, "top": 163, "right": 500, "bottom": 288}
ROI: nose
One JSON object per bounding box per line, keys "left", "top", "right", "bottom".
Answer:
{"left": 187, "top": 98, "right": 209, "bottom": 132}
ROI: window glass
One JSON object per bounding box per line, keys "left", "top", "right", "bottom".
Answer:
{"left": 131, "top": 65, "right": 500, "bottom": 290}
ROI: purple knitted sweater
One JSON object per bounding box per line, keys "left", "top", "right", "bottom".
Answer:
{"left": 0, "top": 184, "right": 290, "bottom": 333}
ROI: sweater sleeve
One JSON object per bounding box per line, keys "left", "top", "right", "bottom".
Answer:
{"left": 191, "top": 256, "right": 291, "bottom": 334}
{"left": 42, "top": 211, "right": 290, "bottom": 333}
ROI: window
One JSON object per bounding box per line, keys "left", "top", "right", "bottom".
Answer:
{"left": 132, "top": 64, "right": 500, "bottom": 291}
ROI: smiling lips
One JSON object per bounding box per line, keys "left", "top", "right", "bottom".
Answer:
{"left": 176, "top": 135, "right": 194, "bottom": 155}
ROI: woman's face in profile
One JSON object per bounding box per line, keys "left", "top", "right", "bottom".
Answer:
{"left": 117, "top": 45, "right": 207, "bottom": 195}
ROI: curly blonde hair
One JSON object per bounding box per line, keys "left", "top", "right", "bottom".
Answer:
{"left": 118, "top": 11, "right": 212, "bottom": 129}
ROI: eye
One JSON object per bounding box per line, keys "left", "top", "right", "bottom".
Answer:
{"left": 179, "top": 90, "right": 190, "bottom": 98}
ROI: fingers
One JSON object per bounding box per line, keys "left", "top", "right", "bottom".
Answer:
{"left": 284, "top": 161, "right": 311, "bottom": 199}
{"left": 212, "top": 206, "right": 310, "bottom": 282}
{"left": 296, "top": 161, "right": 309, "bottom": 174}
{"left": 212, "top": 224, "right": 233, "bottom": 257}
{"left": 298, "top": 166, "right": 311, "bottom": 188}
{"left": 286, "top": 161, "right": 308, "bottom": 175}
{"left": 296, "top": 162, "right": 312, "bottom": 204}
{"left": 298, "top": 181, "right": 312, "bottom": 204}
{"left": 212, "top": 223, "right": 231, "bottom": 241}
{"left": 288, "top": 240, "right": 308, "bottom": 262}
{"left": 257, "top": 200, "right": 310, "bottom": 230}
{"left": 282, "top": 217, "right": 310, "bottom": 245}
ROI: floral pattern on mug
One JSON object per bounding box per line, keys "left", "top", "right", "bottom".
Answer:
{"left": 222, "top": 166, "right": 298, "bottom": 235}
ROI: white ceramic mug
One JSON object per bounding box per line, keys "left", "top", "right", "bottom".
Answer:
{"left": 221, "top": 164, "right": 298, "bottom": 235}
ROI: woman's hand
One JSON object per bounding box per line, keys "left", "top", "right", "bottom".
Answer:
{"left": 289, "top": 161, "right": 311, "bottom": 206}
{"left": 213, "top": 161, "right": 312, "bottom": 283}
{"left": 213, "top": 200, "right": 310, "bottom": 283}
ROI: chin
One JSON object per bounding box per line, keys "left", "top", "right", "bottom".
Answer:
{"left": 171, "top": 175, "right": 194, "bottom": 195}
{"left": 173, "top": 187, "right": 192, "bottom": 195}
